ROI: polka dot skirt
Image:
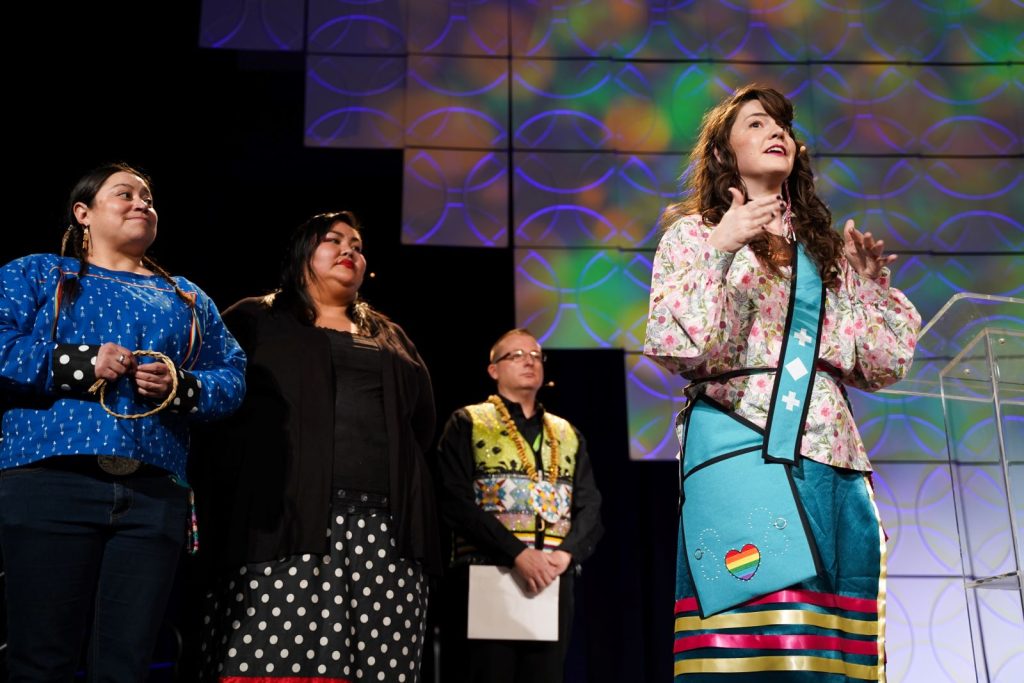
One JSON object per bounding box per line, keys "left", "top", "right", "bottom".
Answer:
{"left": 200, "top": 509, "right": 427, "bottom": 682}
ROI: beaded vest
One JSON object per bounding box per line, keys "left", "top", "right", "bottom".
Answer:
{"left": 451, "top": 400, "right": 579, "bottom": 565}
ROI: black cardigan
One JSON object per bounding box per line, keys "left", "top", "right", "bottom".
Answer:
{"left": 191, "top": 298, "right": 441, "bottom": 575}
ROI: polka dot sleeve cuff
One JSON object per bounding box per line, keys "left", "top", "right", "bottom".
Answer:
{"left": 170, "top": 369, "right": 202, "bottom": 414}
{"left": 51, "top": 343, "right": 99, "bottom": 394}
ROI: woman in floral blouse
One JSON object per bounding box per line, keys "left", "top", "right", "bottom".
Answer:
{"left": 645, "top": 85, "right": 920, "bottom": 681}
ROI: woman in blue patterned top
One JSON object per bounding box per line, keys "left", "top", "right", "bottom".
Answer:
{"left": 0, "top": 162, "right": 246, "bottom": 681}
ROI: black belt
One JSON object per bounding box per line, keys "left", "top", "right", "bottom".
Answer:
{"left": 33, "top": 455, "right": 168, "bottom": 478}
{"left": 333, "top": 487, "right": 390, "bottom": 513}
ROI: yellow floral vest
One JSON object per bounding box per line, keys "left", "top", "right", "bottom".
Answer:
{"left": 452, "top": 401, "right": 579, "bottom": 564}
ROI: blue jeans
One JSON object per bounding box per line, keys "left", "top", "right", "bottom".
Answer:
{"left": 0, "top": 460, "right": 188, "bottom": 682}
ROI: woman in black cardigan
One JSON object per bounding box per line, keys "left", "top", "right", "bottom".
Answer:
{"left": 195, "top": 211, "right": 438, "bottom": 682}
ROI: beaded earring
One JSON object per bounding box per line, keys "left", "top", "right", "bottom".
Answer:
{"left": 782, "top": 182, "right": 795, "bottom": 243}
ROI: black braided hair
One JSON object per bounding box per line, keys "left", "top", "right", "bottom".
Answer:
{"left": 61, "top": 163, "right": 194, "bottom": 308}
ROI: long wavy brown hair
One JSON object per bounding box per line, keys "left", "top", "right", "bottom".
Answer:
{"left": 660, "top": 85, "right": 843, "bottom": 287}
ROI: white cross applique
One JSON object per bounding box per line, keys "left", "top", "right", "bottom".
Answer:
{"left": 782, "top": 391, "right": 801, "bottom": 412}
{"left": 793, "top": 328, "right": 813, "bottom": 347}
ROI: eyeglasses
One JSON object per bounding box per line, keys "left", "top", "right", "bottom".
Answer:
{"left": 493, "top": 349, "right": 546, "bottom": 364}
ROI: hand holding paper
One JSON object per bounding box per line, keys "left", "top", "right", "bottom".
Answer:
{"left": 547, "top": 549, "right": 572, "bottom": 576}
{"left": 467, "top": 565, "right": 560, "bottom": 641}
{"left": 514, "top": 548, "right": 558, "bottom": 593}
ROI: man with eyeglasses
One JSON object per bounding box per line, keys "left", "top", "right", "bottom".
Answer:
{"left": 435, "top": 328, "right": 603, "bottom": 683}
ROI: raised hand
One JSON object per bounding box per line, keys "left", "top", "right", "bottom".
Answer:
{"left": 707, "top": 188, "right": 788, "bottom": 253}
{"left": 843, "top": 219, "right": 897, "bottom": 280}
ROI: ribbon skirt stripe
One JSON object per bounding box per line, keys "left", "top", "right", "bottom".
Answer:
{"left": 674, "top": 458, "right": 886, "bottom": 681}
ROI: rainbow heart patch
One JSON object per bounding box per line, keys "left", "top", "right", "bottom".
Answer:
{"left": 725, "top": 543, "right": 761, "bottom": 581}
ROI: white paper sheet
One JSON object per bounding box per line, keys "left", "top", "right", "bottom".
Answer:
{"left": 466, "top": 565, "right": 559, "bottom": 641}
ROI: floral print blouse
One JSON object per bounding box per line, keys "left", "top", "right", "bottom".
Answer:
{"left": 644, "top": 215, "right": 921, "bottom": 472}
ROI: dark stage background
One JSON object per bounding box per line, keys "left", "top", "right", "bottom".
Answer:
{"left": 4, "top": 3, "right": 677, "bottom": 681}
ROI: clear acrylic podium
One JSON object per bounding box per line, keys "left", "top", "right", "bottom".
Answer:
{"left": 884, "top": 293, "right": 1024, "bottom": 682}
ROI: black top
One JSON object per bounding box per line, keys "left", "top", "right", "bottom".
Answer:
{"left": 191, "top": 298, "right": 441, "bottom": 575}
{"left": 324, "top": 330, "right": 388, "bottom": 494}
{"left": 435, "top": 394, "right": 604, "bottom": 566}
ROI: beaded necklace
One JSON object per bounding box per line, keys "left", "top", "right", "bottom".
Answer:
{"left": 487, "top": 395, "right": 559, "bottom": 485}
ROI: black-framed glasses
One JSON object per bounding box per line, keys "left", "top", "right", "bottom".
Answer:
{"left": 494, "top": 349, "right": 546, "bottom": 364}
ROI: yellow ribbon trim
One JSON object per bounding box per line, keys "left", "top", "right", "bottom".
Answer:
{"left": 513, "top": 531, "right": 563, "bottom": 545}
{"left": 676, "top": 609, "right": 878, "bottom": 636}
{"left": 863, "top": 475, "right": 889, "bottom": 683}
{"left": 674, "top": 655, "right": 879, "bottom": 679}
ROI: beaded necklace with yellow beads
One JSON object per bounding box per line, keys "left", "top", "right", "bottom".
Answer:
{"left": 487, "top": 395, "right": 564, "bottom": 523}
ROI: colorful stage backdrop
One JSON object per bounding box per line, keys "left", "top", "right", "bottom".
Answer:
{"left": 200, "top": 1, "right": 1022, "bottom": 680}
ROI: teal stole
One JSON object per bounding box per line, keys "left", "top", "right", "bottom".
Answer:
{"left": 678, "top": 243, "right": 827, "bottom": 617}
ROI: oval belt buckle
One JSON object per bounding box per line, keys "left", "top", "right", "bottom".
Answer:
{"left": 97, "top": 456, "right": 142, "bottom": 475}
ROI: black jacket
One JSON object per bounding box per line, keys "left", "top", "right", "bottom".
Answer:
{"left": 191, "top": 298, "right": 441, "bottom": 575}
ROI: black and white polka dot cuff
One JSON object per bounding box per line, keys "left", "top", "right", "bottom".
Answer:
{"left": 170, "top": 369, "right": 202, "bottom": 414}
{"left": 51, "top": 343, "right": 99, "bottom": 394}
